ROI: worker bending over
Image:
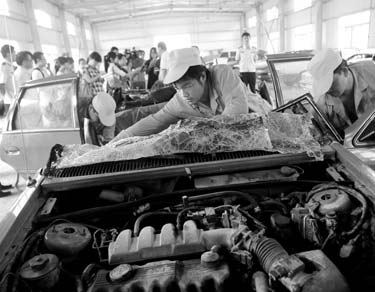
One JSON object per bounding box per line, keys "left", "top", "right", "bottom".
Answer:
{"left": 111, "top": 47, "right": 270, "bottom": 143}
{"left": 308, "top": 49, "right": 375, "bottom": 135}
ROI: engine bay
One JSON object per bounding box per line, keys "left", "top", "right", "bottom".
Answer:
{"left": 2, "top": 160, "right": 375, "bottom": 292}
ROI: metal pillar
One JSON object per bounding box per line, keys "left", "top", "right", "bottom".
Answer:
{"left": 24, "top": 0, "right": 42, "bottom": 51}
{"left": 79, "top": 18, "right": 89, "bottom": 57}
{"left": 240, "top": 12, "right": 247, "bottom": 33}
{"left": 255, "top": 3, "right": 263, "bottom": 49}
{"left": 279, "top": 0, "right": 286, "bottom": 52}
{"left": 313, "top": 0, "right": 323, "bottom": 50}
{"left": 90, "top": 23, "right": 101, "bottom": 52}
{"left": 368, "top": 8, "right": 375, "bottom": 48}
{"left": 58, "top": 6, "right": 72, "bottom": 56}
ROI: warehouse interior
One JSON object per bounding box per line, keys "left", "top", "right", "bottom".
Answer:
{"left": 3, "top": 2, "right": 375, "bottom": 292}
{"left": 1, "top": 0, "right": 374, "bottom": 63}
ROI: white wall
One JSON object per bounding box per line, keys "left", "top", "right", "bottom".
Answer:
{"left": 0, "top": 0, "right": 92, "bottom": 66}
{"left": 95, "top": 12, "right": 242, "bottom": 56}
{"left": 243, "top": 0, "right": 375, "bottom": 53}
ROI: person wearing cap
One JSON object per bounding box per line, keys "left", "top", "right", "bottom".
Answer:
{"left": 83, "top": 92, "right": 116, "bottom": 145}
{"left": 308, "top": 48, "right": 375, "bottom": 134}
{"left": 110, "top": 47, "right": 270, "bottom": 143}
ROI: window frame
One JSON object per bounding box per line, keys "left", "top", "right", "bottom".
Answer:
{"left": 353, "top": 112, "right": 375, "bottom": 148}
{"left": 9, "top": 77, "right": 80, "bottom": 133}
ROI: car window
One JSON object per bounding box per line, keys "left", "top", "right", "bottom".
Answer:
{"left": 355, "top": 116, "right": 375, "bottom": 147}
{"left": 13, "top": 80, "right": 77, "bottom": 130}
{"left": 273, "top": 60, "right": 313, "bottom": 104}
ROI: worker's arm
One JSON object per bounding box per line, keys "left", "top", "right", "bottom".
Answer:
{"left": 216, "top": 66, "right": 248, "bottom": 115}
{"left": 82, "top": 69, "right": 103, "bottom": 83}
{"left": 113, "top": 65, "right": 141, "bottom": 79}
{"left": 109, "top": 97, "right": 181, "bottom": 144}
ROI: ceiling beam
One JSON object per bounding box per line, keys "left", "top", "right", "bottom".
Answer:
{"left": 82, "top": 4, "right": 250, "bottom": 19}
{"left": 91, "top": 10, "right": 243, "bottom": 23}
{"left": 68, "top": 0, "right": 256, "bottom": 9}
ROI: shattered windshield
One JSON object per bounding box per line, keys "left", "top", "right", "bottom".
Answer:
{"left": 52, "top": 112, "right": 323, "bottom": 169}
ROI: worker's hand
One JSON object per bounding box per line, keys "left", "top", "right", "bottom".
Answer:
{"left": 107, "top": 130, "right": 131, "bottom": 147}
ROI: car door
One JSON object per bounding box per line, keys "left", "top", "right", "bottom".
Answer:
{"left": 0, "top": 77, "right": 82, "bottom": 176}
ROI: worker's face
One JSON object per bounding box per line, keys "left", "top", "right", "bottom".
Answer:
{"left": 242, "top": 35, "right": 250, "bottom": 45}
{"left": 174, "top": 73, "right": 206, "bottom": 105}
{"left": 23, "top": 54, "right": 34, "bottom": 69}
{"left": 89, "top": 59, "right": 100, "bottom": 67}
{"left": 151, "top": 50, "right": 157, "bottom": 59}
{"left": 79, "top": 59, "right": 86, "bottom": 70}
{"left": 39, "top": 55, "right": 47, "bottom": 67}
{"left": 89, "top": 104, "right": 99, "bottom": 122}
{"left": 327, "top": 70, "right": 349, "bottom": 98}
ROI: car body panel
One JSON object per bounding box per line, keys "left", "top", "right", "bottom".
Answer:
{"left": 0, "top": 129, "right": 81, "bottom": 175}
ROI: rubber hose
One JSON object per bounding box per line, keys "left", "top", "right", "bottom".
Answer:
{"left": 250, "top": 236, "right": 288, "bottom": 273}
{"left": 176, "top": 207, "right": 203, "bottom": 230}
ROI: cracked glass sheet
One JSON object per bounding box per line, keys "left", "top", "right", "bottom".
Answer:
{"left": 55, "top": 113, "right": 322, "bottom": 168}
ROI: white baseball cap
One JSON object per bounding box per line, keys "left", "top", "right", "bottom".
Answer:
{"left": 307, "top": 48, "right": 342, "bottom": 98}
{"left": 163, "top": 47, "right": 203, "bottom": 84}
{"left": 92, "top": 92, "right": 116, "bottom": 127}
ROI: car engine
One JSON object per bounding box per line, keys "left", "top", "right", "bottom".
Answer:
{"left": 2, "top": 163, "right": 375, "bottom": 292}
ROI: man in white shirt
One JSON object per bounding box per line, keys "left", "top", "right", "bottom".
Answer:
{"left": 158, "top": 41, "right": 168, "bottom": 82}
{"left": 14, "top": 51, "right": 33, "bottom": 94}
{"left": 32, "top": 52, "right": 51, "bottom": 80}
{"left": 111, "top": 47, "right": 270, "bottom": 142}
{"left": 235, "top": 32, "right": 257, "bottom": 93}
{"left": 0, "top": 44, "right": 16, "bottom": 113}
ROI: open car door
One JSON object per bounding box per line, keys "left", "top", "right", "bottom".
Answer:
{"left": 0, "top": 75, "right": 82, "bottom": 176}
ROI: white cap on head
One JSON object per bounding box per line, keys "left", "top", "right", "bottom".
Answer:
{"left": 307, "top": 48, "right": 343, "bottom": 98}
{"left": 163, "top": 47, "right": 203, "bottom": 84}
{"left": 92, "top": 92, "right": 116, "bottom": 127}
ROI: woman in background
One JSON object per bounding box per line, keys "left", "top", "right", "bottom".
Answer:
{"left": 143, "top": 47, "right": 159, "bottom": 89}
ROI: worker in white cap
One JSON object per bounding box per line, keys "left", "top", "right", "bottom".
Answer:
{"left": 84, "top": 92, "right": 116, "bottom": 144}
{"left": 110, "top": 47, "right": 270, "bottom": 143}
{"left": 308, "top": 48, "right": 375, "bottom": 133}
